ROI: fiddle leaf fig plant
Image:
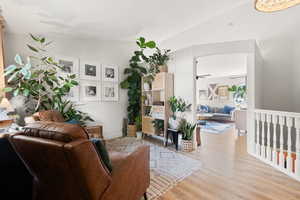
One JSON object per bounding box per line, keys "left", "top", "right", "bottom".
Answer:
{"left": 120, "top": 37, "right": 156, "bottom": 124}
{"left": 4, "top": 34, "right": 93, "bottom": 125}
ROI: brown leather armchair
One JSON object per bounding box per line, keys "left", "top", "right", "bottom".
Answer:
{"left": 9, "top": 122, "right": 150, "bottom": 200}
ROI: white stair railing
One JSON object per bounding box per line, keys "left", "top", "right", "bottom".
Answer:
{"left": 254, "top": 109, "right": 300, "bottom": 181}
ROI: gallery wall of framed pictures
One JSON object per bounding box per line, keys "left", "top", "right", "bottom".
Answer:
{"left": 56, "top": 56, "right": 119, "bottom": 102}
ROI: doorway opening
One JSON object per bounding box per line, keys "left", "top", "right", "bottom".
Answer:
{"left": 196, "top": 53, "right": 248, "bottom": 136}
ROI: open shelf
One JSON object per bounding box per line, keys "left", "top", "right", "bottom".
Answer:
{"left": 141, "top": 72, "right": 174, "bottom": 139}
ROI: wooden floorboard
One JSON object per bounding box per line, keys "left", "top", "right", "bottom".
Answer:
{"left": 159, "top": 128, "right": 300, "bottom": 200}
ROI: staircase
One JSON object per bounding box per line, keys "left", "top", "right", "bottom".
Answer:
{"left": 253, "top": 109, "right": 300, "bottom": 181}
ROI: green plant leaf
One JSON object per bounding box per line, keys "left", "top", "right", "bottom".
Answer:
{"left": 3, "top": 87, "right": 13, "bottom": 92}
{"left": 13, "top": 89, "right": 20, "bottom": 96}
{"left": 7, "top": 71, "right": 19, "bottom": 82}
{"left": 29, "top": 33, "right": 40, "bottom": 42}
{"left": 27, "top": 44, "right": 39, "bottom": 53}
{"left": 4, "top": 65, "right": 17, "bottom": 76}
{"left": 23, "top": 89, "right": 30, "bottom": 96}
{"left": 145, "top": 41, "right": 156, "bottom": 48}
{"left": 15, "top": 54, "right": 23, "bottom": 65}
{"left": 40, "top": 37, "right": 45, "bottom": 43}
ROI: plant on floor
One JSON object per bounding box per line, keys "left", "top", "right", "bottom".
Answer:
{"left": 152, "top": 119, "right": 164, "bottom": 135}
{"left": 4, "top": 34, "right": 93, "bottom": 125}
{"left": 180, "top": 120, "right": 196, "bottom": 141}
{"left": 120, "top": 37, "right": 156, "bottom": 125}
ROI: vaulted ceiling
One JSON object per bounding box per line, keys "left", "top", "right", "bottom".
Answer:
{"left": 1, "top": 0, "right": 249, "bottom": 41}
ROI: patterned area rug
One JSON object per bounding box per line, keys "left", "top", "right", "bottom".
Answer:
{"left": 200, "top": 121, "right": 234, "bottom": 134}
{"left": 106, "top": 137, "right": 202, "bottom": 200}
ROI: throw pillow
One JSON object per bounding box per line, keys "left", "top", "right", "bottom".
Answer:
{"left": 200, "top": 105, "right": 209, "bottom": 113}
{"left": 223, "top": 105, "right": 235, "bottom": 114}
{"left": 90, "top": 138, "right": 112, "bottom": 172}
{"left": 66, "top": 119, "right": 80, "bottom": 124}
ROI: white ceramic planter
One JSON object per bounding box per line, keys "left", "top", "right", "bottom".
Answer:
{"left": 168, "top": 117, "right": 181, "bottom": 130}
{"left": 136, "top": 131, "right": 143, "bottom": 139}
{"left": 143, "top": 82, "right": 150, "bottom": 91}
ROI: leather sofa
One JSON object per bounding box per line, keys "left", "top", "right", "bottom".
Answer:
{"left": 0, "top": 134, "right": 33, "bottom": 200}
{"left": 9, "top": 122, "right": 150, "bottom": 200}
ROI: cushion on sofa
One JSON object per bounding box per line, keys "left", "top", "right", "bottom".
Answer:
{"left": 223, "top": 105, "right": 235, "bottom": 114}
{"left": 91, "top": 138, "right": 112, "bottom": 172}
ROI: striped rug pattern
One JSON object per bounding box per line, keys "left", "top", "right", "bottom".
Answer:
{"left": 106, "top": 137, "right": 202, "bottom": 200}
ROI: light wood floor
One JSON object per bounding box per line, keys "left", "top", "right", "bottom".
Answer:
{"left": 159, "top": 128, "right": 300, "bottom": 200}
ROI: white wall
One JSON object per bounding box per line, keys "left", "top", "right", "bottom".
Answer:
{"left": 197, "top": 76, "right": 246, "bottom": 107}
{"left": 4, "top": 33, "right": 135, "bottom": 139}
{"left": 167, "top": 40, "right": 258, "bottom": 153}
{"left": 160, "top": 2, "right": 299, "bottom": 112}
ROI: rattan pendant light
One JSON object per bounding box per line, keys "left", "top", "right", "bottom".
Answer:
{"left": 255, "top": 0, "right": 300, "bottom": 12}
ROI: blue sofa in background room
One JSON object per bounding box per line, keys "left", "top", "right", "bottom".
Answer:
{"left": 197, "top": 105, "right": 235, "bottom": 121}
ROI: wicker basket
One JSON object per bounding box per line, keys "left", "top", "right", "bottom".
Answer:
{"left": 181, "top": 140, "right": 193, "bottom": 152}
{"left": 127, "top": 125, "right": 137, "bottom": 137}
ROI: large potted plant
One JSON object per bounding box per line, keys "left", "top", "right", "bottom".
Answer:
{"left": 4, "top": 34, "right": 93, "bottom": 125}
{"left": 120, "top": 37, "right": 156, "bottom": 136}
{"left": 149, "top": 47, "right": 171, "bottom": 72}
{"left": 179, "top": 120, "right": 196, "bottom": 152}
{"left": 168, "top": 96, "right": 191, "bottom": 129}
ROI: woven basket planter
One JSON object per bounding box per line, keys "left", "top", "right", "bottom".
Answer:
{"left": 181, "top": 140, "right": 193, "bottom": 152}
{"left": 127, "top": 125, "right": 137, "bottom": 137}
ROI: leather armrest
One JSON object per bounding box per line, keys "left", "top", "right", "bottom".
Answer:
{"left": 103, "top": 145, "right": 150, "bottom": 200}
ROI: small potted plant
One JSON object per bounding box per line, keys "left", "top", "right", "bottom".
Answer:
{"left": 179, "top": 120, "right": 196, "bottom": 152}
{"left": 135, "top": 116, "right": 143, "bottom": 139}
{"left": 152, "top": 119, "right": 164, "bottom": 136}
{"left": 149, "top": 48, "right": 171, "bottom": 72}
{"left": 168, "top": 96, "right": 191, "bottom": 129}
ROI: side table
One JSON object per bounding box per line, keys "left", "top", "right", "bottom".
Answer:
{"left": 85, "top": 125, "right": 104, "bottom": 139}
{"left": 166, "top": 128, "right": 181, "bottom": 151}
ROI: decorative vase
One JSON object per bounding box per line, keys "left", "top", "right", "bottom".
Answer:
{"left": 181, "top": 140, "right": 193, "bottom": 152}
{"left": 127, "top": 124, "right": 137, "bottom": 137}
{"left": 168, "top": 117, "right": 181, "bottom": 130}
{"left": 136, "top": 131, "right": 143, "bottom": 139}
{"left": 158, "top": 65, "right": 168, "bottom": 72}
{"left": 143, "top": 82, "right": 150, "bottom": 91}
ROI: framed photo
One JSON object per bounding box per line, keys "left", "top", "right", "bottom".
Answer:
{"left": 217, "top": 85, "right": 229, "bottom": 100}
{"left": 80, "top": 80, "right": 101, "bottom": 102}
{"left": 64, "top": 86, "right": 80, "bottom": 102}
{"left": 57, "top": 56, "right": 79, "bottom": 76}
{"left": 80, "top": 60, "right": 101, "bottom": 80}
{"left": 102, "top": 65, "right": 118, "bottom": 82}
{"left": 102, "top": 82, "right": 119, "bottom": 101}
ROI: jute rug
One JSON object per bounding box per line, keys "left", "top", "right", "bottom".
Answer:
{"left": 106, "top": 137, "right": 202, "bottom": 200}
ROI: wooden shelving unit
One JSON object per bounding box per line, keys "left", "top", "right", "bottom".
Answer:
{"left": 141, "top": 72, "right": 174, "bottom": 141}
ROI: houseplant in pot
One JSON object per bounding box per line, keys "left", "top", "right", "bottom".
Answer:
{"left": 120, "top": 37, "right": 156, "bottom": 136}
{"left": 135, "top": 116, "right": 143, "bottom": 139}
{"left": 228, "top": 85, "right": 247, "bottom": 108}
{"left": 4, "top": 34, "right": 93, "bottom": 125}
{"left": 179, "top": 120, "right": 196, "bottom": 152}
{"left": 152, "top": 119, "right": 164, "bottom": 136}
{"left": 149, "top": 47, "right": 171, "bottom": 72}
{"left": 168, "top": 96, "right": 191, "bottom": 130}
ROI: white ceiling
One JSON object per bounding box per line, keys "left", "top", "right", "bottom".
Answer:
{"left": 0, "top": 0, "right": 250, "bottom": 41}
{"left": 197, "top": 53, "right": 247, "bottom": 77}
